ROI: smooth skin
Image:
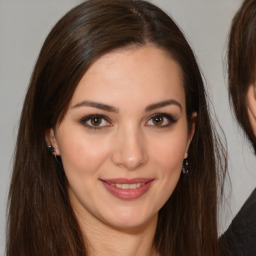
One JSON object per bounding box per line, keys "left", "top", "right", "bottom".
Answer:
{"left": 247, "top": 79, "right": 256, "bottom": 135}
{"left": 47, "top": 45, "right": 196, "bottom": 256}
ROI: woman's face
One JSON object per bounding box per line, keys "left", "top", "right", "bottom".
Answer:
{"left": 247, "top": 76, "right": 256, "bottom": 135}
{"left": 49, "top": 45, "right": 195, "bottom": 230}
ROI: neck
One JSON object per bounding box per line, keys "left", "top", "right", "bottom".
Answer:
{"left": 75, "top": 209, "right": 159, "bottom": 256}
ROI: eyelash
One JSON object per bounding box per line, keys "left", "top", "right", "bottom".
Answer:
{"left": 80, "top": 114, "right": 112, "bottom": 130}
{"left": 80, "top": 113, "right": 177, "bottom": 130}
{"left": 145, "top": 113, "right": 177, "bottom": 128}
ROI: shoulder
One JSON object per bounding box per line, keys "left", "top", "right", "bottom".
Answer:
{"left": 232, "top": 188, "right": 256, "bottom": 224}
{"left": 219, "top": 188, "right": 256, "bottom": 256}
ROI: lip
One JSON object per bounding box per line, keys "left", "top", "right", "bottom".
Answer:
{"left": 100, "top": 178, "right": 155, "bottom": 200}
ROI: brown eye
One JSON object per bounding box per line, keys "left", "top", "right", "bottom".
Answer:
{"left": 81, "top": 115, "right": 111, "bottom": 129}
{"left": 89, "top": 117, "right": 102, "bottom": 126}
{"left": 146, "top": 113, "right": 176, "bottom": 128}
{"left": 152, "top": 116, "right": 164, "bottom": 126}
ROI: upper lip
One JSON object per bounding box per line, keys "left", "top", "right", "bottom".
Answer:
{"left": 100, "top": 178, "right": 155, "bottom": 184}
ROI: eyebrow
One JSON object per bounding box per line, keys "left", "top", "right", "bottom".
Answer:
{"left": 72, "top": 99, "right": 182, "bottom": 113}
{"left": 145, "top": 99, "right": 182, "bottom": 112}
{"left": 72, "top": 101, "right": 118, "bottom": 113}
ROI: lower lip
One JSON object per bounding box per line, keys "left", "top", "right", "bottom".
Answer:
{"left": 101, "top": 180, "right": 154, "bottom": 200}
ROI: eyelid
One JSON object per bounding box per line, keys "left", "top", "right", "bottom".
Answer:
{"left": 80, "top": 113, "right": 177, "bottom": 130}
{"left": 80, "top": 114, "right": 112, "bottom": 130}
{"left": 145, "top": 113, "right": 177, "bottom": 127}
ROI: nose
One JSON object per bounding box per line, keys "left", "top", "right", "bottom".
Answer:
{"left": 111, "top": 126, "right": 148, "bottom": 171}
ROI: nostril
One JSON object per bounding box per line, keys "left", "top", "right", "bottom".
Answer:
{"left": 110, "top": 129, "right": 148, "bottom": 170}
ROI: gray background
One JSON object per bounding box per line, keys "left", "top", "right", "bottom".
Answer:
{"left": 1, "top": 0, "right": 255, "bottom": 255}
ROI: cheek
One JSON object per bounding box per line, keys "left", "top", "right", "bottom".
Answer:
{"left": 57, "top": 132, "right": 110, "bottom": 177}
{"left": 146, "top": 132, "right": 187, "bottom": 213}
{"left": 150, "top": 130, "right": 188, "bottom": 172}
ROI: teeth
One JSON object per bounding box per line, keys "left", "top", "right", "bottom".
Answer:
{"left": 129, "top": 184, "right": 137, "bottom": 189}
{"left": 115, "top": 183, "right": 122, "bottom": 188}
{"left": 138, "top": 182, "right": 145, "bottom": 187}
{"left": 122, "top": 184, "right": 129, "bottom": 189}
{"left": 110, "top": 183, "right": 145, "bottom": 189}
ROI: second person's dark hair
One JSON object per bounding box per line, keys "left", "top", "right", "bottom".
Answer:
{"left": 228, "top": 0, "right": 256, "bottom": 152}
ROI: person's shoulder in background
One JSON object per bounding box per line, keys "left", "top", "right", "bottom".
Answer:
{"left": 219, "top": 188, "right": 256, "bottom": 256}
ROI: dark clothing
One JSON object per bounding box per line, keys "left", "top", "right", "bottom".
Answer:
{"left": 219, "top": 188, "right": 256, "bottom": 256}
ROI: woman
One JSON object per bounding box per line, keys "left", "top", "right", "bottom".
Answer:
{"left": 6, "top": 0, "right": 226, "bottom": 255}
{"left": 219, "top": 0, "right": 256, "bottom": 255}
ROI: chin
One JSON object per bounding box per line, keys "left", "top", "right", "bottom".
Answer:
{"left": 103, "top": 208, "right": 158, "bottom": 231}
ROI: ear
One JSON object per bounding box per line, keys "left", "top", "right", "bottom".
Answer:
{"left": 247, "top": 83, "right": 256, "bottom": 136}
{"left": 45, "top": 128, "right": 60, "bottom": 155}
{"left": 184, "top": 112, "right": 197, "bottom": 158}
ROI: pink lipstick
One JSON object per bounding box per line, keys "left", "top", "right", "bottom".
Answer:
{"left": 100, "top": 178, "right": 154, "bottom": 200}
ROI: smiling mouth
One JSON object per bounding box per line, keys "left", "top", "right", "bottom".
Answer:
{"left": 106, "top": 182, "right": 145, "bottom": 189}
{"left": 100, "top": 178, "right": 154, "bottom": 200}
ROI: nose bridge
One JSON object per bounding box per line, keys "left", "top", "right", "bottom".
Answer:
{"left": 112, "top": 123, "right": 147, "bottom": 170}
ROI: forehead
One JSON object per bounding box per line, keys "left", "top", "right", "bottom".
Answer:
{"left": 70, "top": 45, "right": 185, "bottom": 108}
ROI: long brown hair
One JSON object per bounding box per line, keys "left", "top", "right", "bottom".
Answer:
{"left": 228, "top": 0, "right": 256, "bottom": 153}
{"left": 7, "top": 1, "right": 226, "bottom": 255}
